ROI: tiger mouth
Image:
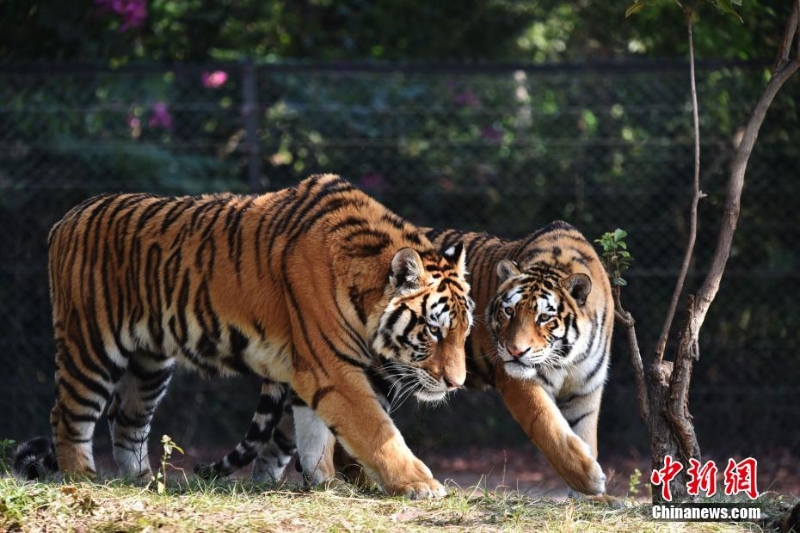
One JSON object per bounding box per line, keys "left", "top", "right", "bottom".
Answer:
{"left": 415, "top": 388, "right": 448, "bottom": 402}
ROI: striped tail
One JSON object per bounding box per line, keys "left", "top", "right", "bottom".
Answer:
{"left": 12, "top": 436, "right": 59, "bottom": 480}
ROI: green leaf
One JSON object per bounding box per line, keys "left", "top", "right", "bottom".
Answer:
{"left": 625, "top": 1, "right": 647, "bottom": 18}
{"left": 613, "top": 228, "right": 628, "bottom": 241}
{"left": 614, "top": 278, "right": 628, "bottom": 286}
{"left": 711, "top": 0, "right": 744, "bottom": 23}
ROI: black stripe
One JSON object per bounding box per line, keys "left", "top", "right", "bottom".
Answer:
{"left": 160, "top": 198, "right": 195, "bottom": 234}
{"left": 567, "top": 411, "right": 594, "bottom": 428}
{"left": 311, "top": 386, "right": 335, "bottom": 410}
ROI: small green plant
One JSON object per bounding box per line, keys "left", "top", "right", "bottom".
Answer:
{"left": 153, "top": 434, "right": 184, "bottom": 495}
{"left": 627, "top": 468, "right": 642, "bottom": 497}
{"left": 595, "top": 229, "right": 633, "bottom": 286}
{"left": 0, "top": 439, "right": 16, "bottom": 474}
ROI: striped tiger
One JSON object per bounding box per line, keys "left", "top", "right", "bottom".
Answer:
{"left": 206, "top": 221, "right": 611, "bottom": 496}
{"left": 12, "top": 174, "right": 475, "bottom": 499}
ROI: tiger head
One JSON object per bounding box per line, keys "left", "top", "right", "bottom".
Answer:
{"left": 371, "top": 243, "right": 474, "bottom": 402}
{"left": 488, "top": 259, "right": 592, "bottom": 380}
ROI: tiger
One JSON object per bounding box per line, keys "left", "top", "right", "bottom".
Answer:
{"left": 11, "top": 174, "right": 475, "bottom": 500}
{"left": 203, "top": 220, "right": 611, "bottom": 496}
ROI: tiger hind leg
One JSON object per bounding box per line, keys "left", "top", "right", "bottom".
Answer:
{"left": 52, "top": 337, "right": 125, "bottom": 478}
{"left": 293, "top": 402, "right": 337, "bottom": 487}
{"left": 107, "top": 353, "right": 174, "bottom": 481}
{"left": 194, "top": 380, "right": 291, "bottom": 481}
{"left": 252, "top": 390, "right": 297, "bottom": 483}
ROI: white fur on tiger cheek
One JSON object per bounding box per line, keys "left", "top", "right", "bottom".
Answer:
{"left": 373, "top": 301, "right": 410, "bottom": 360}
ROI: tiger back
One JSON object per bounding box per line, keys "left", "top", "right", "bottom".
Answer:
{"left": 14, "top": 174, "right": 474, "bottom": 500}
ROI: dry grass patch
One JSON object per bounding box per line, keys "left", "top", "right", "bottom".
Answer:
{"left": 0, "top": 475, "right": 775, "bottom": 532}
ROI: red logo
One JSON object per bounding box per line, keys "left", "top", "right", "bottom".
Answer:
{"left": 650, "top": 455, "right": 683, "bottom": 501}
{"left": 723, "top": 458, "right": 759, "bottom": 499}
{"left": 651, "top": 456, "right": 759, "bottom": 500}
{"left": 686, "top": 458, "right": 718, "bottom": 497}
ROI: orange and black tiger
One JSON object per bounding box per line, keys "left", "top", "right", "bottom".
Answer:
{"left": 12, "top": 174, "right": 474, "bottom": 499}
{"left": 206, "top": 221, "right": 611, "bottom": 496}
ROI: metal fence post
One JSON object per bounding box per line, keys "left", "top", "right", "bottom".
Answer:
{"left": 242, "top": 61, "right": 263, "bottom": 192}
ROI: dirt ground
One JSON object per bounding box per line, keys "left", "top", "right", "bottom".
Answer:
{"left": 423, "top": 446, "right": 800, "bottom": 498}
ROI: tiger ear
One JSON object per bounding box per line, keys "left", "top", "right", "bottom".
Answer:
{"left": 496, "top": 259, "right": 520, "bottom": 282}
{"left": 561, "top": 273, "right": 592, "bottom": 306}
{"left": 443, "top": 242, "right": 467, "bottom": 276}
{"left": 391, "top": 248, "right": 424, "bottom": 290}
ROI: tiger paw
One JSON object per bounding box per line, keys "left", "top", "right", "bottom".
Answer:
{"left": 389, "top": 478, "right": 447, "bottom": 500}
{"left": 567, "top": 491, "right": 625, "bottom": 508}
{"left": 557, "top": 435, "right": 606, "bottom": 496}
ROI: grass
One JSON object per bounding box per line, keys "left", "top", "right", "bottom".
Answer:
{"left": 0, "top": 437, "right": 791, "bottom": 532}
{"left": 0, "top": 473, "right": 784, "bottom": 533}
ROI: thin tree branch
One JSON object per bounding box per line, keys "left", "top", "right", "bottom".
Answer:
{"left": 613, "top": 288, "right": 650, "bottom": 425}
{"left": 690, "top": 62, "right": 800, "bottom": 330}
{"left": 796, "top": 0, "right": 800, "bottom": 58}
{"left": 774, "top": 0, "right": 799, "bottom": 71}
{"left": 655, "top": 10, "right": 705, "bottom": 362}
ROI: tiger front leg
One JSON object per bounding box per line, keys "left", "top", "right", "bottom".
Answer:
{"left": 495, "top": 369, "right": 606, "bottom": 496}
{"left": 292, "top": 367, "right": 445, "bottom": 499}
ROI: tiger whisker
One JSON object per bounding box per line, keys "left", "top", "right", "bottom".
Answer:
{"left": 388, "top": 382, "right": 419, "bottom": 414}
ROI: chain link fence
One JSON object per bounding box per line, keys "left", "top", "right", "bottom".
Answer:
{"left": 1, "top": 61, "right": 798, "bottom": 462}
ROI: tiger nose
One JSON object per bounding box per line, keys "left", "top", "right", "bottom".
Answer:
{"left": 443, "top": 375, "right": 463, "bottom": 391}
{"left": 506, "top": 344, "right": 528, "bottom": 358}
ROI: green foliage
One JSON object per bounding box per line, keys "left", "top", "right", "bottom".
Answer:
{"left": 0, "top": 439, "right": 16, "bottom": 475}
{"left": 595, "top": 229, "right": 633, "bottom": 287}
{"left": 628, "top": 468, "right": 643, "bottom": 497}
{"left": 1, "top": 1, "right": 788, "bottom": 64}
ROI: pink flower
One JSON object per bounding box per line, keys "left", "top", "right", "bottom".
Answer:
{"left": 454, "top": 89, "right": 480, "bottom": 108}
{"left": 96, "top": 0, "right": 147, "bottom": 32}
{"left": 201, "top": 71, "right": 229, "bottom": 89}
{"left": 149, "top": 102, "right": 172, "bottom": 129}
{"left": 359, "top": 173, "right": 387, "bottom": 192}
{"left": 481, "top": 125, "right": 503, "bottom": 143}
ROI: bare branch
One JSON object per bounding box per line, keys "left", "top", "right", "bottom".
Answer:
{"left": 690, "top": 61, "right": 800, "bottom": 330}
{"left": 775, "top": 0, "right": 800, "bottom": 71}
{"left": 797, "top": 0, "right": 800, "bottom": 58}
{"left": 613, "top": 288, "right": 650, "bottom": 425}
{"left": 655, "top": 12, "right": 704, "bottom": 362}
